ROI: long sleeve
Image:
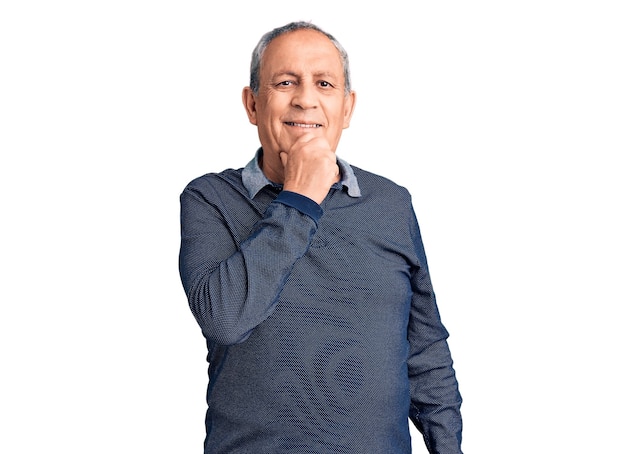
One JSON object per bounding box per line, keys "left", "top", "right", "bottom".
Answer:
{"left": 406, "top": 210, "right": 463, "bottom": 453}
{"left": 179, "top": 181, "right": 319, "bottom": 345}
{"left": 180, "top": 164, "right": 463, "bottom": 453}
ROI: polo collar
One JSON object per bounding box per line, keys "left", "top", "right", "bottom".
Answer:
{"left": 242, "top": 148, "right": 362, "bottom": 199}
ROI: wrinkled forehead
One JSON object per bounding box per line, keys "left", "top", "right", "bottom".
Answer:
{"left": 260, "top": 30, "right": 344, "bottom": 77}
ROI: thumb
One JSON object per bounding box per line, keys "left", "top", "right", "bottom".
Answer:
{"left": 279, "top": 151, "right": 288, "bottom": 167}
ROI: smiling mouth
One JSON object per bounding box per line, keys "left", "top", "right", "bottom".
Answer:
{"left": 285, "top": 122, "right": 322, "bottom": 128}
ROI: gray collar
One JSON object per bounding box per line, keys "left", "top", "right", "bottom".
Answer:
{"left": 242, "top": 148, "right": 362, "bottom": 199}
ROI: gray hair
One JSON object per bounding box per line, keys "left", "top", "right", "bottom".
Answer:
{"left": 249, "top": 21, "right": 352, "bottom": 96}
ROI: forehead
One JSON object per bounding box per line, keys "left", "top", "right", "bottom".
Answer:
{"left": 260, "top": 29, "right": 343, "bottom": 76}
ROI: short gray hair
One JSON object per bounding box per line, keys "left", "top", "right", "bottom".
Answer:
{"left": 249, "top": 21, "right": 352, "bottom": 96}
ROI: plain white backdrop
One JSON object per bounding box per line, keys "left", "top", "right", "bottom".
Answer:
{"left": 1, "top": 1, "right": 624, "bottom": 453}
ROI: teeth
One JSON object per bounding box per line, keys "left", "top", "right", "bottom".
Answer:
{"left": 287, "top": 122, "right": 321, "bottom": 128}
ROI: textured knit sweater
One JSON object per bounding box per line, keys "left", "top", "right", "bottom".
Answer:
{"left": 179, "top": 150, "right": 463, "bottom": 454}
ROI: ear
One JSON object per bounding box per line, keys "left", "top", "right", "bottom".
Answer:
{"left": 242, "top": 86, "right": 258, "bottom": 125}
{"left": 342, "top": 90, "right": 357, "bottom": 129}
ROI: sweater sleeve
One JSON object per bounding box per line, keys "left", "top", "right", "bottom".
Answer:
{"left": 179, "top": 185, "right": 320, "bottom": 345}
{"left": 406, "top": 209, "right": 464, "bottom": 454}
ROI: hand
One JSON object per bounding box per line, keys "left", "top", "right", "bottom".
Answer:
{"left": 280, "top": 135, "right": 340, "bottom": 205}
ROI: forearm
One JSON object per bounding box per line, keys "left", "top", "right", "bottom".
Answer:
{"left": 180, "top": 190, "right": 320, "bottom": 345}
{"left": 408, "top": 337, "right": 463, "bottom": 454}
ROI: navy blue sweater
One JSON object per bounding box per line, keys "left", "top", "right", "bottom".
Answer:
{"left": 179, "top": 151, "right": 463, "bottom": 453}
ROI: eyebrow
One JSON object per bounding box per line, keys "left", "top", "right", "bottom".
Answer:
{"left": 271, "top": 71, "right": 340, "bottom": 81}
{"left": 272, "top": 71, "right": 299, "bottom": 79}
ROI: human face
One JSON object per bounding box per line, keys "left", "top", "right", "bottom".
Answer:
{"left": 242, "top": 29, "right": 356, "bottom": 182}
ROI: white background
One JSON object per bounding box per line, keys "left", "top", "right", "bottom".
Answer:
{"left": 1, "top": 1, "right": 624, "bottom": 453}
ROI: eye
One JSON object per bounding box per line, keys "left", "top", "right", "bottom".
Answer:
{"left": 319, "top": 81, "right": 333, "bottom": 88}
{"left": 277, "top": 80, "right": 294, "bottom": 87}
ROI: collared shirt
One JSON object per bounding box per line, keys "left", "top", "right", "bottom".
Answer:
{"left": 242, "top": 149, "right": 361, "bottom": 223}
{"left": 179, "top": 149, "right": 463, "bottom": 453}
{"left": 243, "top": 148, "right": 362, "bottom": 199}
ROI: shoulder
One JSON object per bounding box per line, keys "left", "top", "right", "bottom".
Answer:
{"left": 351, "top": 165, "right": 412, "bottom": 203}
{"left": 182, "top": 168, "right": 244, "bottom": 197}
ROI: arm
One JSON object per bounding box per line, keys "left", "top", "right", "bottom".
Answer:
{"left": 179, "top": 185, "right": 320, "bottom": 345}
{"left": 407, "top": 212, "right": 463, "bottom": 453}
{"left": 179, "top": 138, "right": 337, "bottom": 345}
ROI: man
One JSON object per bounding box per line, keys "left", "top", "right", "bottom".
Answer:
{"left": 179, "top": 21, "right": 463, "bottom": 453}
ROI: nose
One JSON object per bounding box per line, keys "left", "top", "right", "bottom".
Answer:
{"left": 291, "top": 82, "right": 318, "bottom": 110}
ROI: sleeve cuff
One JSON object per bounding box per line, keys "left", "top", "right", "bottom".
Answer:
{"left": 273, "top": 191, "right": 323, "bottom": 223}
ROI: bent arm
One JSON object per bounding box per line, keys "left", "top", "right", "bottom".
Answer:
{"left": 179, "top": 187, "right": 320, "bottom": 345}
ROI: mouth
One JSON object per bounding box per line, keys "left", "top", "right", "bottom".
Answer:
{"left": 284, "top": 122, "right": 322, "bottom": 128}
